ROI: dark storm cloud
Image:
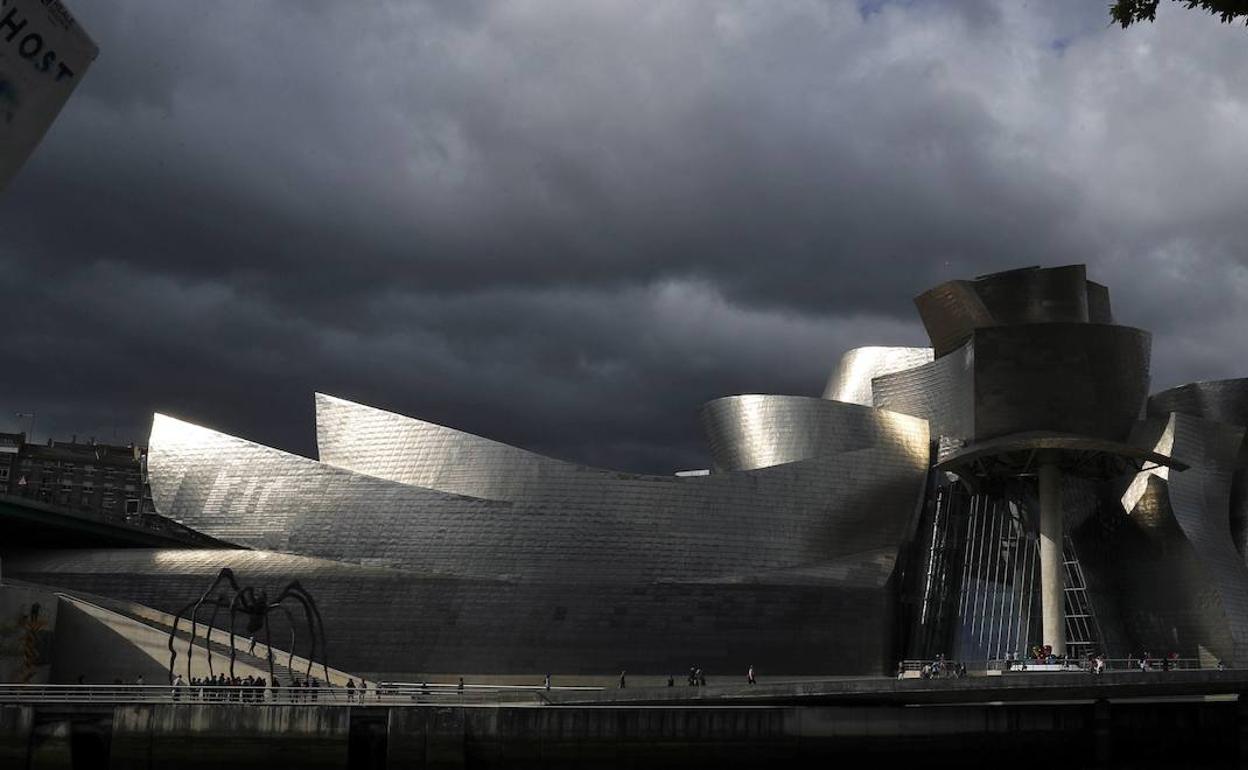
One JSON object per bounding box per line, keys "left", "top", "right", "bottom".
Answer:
{"left": 2, "top": 1, "right": 1247, "bottom": 472}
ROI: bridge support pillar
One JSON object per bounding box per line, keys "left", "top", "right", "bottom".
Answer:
{"left": 1039, "top": 459, "right": 1065, "bottom": 656}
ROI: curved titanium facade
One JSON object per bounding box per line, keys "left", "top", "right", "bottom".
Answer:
{"left": 970, "top": 323, "right": 1150, "bottom": 443}
{"left": 821, "top": 346, "right": 933, "bottom": 406}
{"left": 699, "top": 395, "right": 929, "bottom": 472}
{"left": 1102, "top": 413, "right": 1248, "bottom": 664}
{"left": 315, "top": 393, "right": 630, "bottom": 501}
{"left": 915, "top": 265, "right": 1113, "bottom": 357}
{"left": 151, "top": 413, "right": 929, "bottom": 583}
{"left": 873, "top": 324, "right": 1150, "bottom": 449}
{"left": 1148, "top": 378, "right": 1248, "bottom": 561}
{"left": 1149, "top": 379, "right": 1248, "bottom": 426}
{"left": 5, "top": 547, "right": 904, "bottom": 679}
{"left": 872, "top": 341, "right": 975, "bottom": 459}
{"left": 135, "top": 408, "right": 931, "bottom": 675}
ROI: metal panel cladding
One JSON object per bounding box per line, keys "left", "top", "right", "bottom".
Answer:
{"left": 117, "top": 402, "right": 934, "bottom": 676}
{"left": 148, "top": 412, "right": 930, "bottom": 586}
{"left": 821, "top": 347, "right": 933, "bottom": 406}
{"left": 1149, "top": 378, "right": 1248, "bottom": 561}
{"left": 1149, "top": 378, "right": 1248, "bottom": 426}
{"left": 699, "top": 395, "right": 929, "bottom": 472}
{"left": 5, "top": 547, "right": 909, "bottom": 677}
{"left": 828, "top": 324, "right": 1149, "bottom": 451}
{"left": 315, "top": 393, "right": 637, "bottom": 501}
{"left": 915, "top": 265, "right": 1111, "bottom": 358}
{"left": 970, "top": 323, "right": 1150, "bottom": 444}
{"left": 1115, "top": 413, "right": 1248, "bottom": 665}
{"left": 872, "top": 340, "right": 975, "bottom": 459}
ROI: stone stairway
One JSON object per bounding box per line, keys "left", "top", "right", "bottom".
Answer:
{"left": 10, "top": 578, "right": 370, "bottom": 688}
{"left": 72, "top": 589, "right": 366, "bottom": 686}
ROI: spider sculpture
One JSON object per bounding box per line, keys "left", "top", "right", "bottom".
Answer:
{"left": 166, "top": 568, "right": 331, "bottom": 687}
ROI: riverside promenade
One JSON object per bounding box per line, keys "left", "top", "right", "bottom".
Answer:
{"left": 5, "top": 670, "right": 1248, "bottom": 769}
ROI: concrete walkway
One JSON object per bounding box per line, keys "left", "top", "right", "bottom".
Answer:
{"left": 544, "top": 669, "right": 1248, "bottom": 707}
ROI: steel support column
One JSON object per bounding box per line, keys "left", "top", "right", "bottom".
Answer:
{"left": 1038, "top": 460, "right": 1065, "bottom": 655}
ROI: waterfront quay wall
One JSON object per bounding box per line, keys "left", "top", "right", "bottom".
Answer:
{"left": 3, "top": 699, "right": 1248, "bottom": 769}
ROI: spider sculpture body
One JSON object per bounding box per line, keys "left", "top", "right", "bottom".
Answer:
{"left": 166, "top": 568, "right": 331, "bottom": 687}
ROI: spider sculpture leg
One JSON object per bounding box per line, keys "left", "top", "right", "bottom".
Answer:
{"left": 273, "top": 605, "right": 298, "bottom": 681}
{"left": 286, "top": 582, "right": 333, "bottom": 685}
{"left": 264, "top": 608, "right": 276, "bottom": 694}
{"left": 167, "top": 568, "right": 243, "bottom": 683}
{"left": 273, "top": 581, "right": 332, "bottom": 685}
{"left": 166, "top": 598, "right": 199, "bottom": 684}
{"left": 226, "top": 587, "right": 251, "bottom": 680}
{"left": 204, "top": 592, "right": 232, "bottom": 679}
{"left": 272, "top": 591, "right": 317, "bottom": 680}
{"left": 187, "top": 571, "right": 242, "bottom": 682}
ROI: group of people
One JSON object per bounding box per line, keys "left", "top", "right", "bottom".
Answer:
{"left": 686, "top": 666, "right": 707, "bottom": 686}
{"left": 896, "top": 654, "right": 966, "bottom": 679}
{"left": 1125, "top": 651, "right": 1184, "bottom": 672}
{"left": 1002, "top": 648, "right": 1215, "bottom": 674}
{"left": 170, "top": 673, "right": 271, "bottom": 702}
{"left": 344, "top": 678, "right": 372, "bottom": 701}
{"left": 616, "top": 665, "right": 756, "bottom": 689}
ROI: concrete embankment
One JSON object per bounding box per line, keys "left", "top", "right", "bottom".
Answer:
{"left": 2, "top": 698, "right": 1247, "bottom": 768}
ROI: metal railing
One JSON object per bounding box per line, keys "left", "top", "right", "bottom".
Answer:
{"left": 991, "top": 657, "right": 1209, "bottom": 673}
{"left": 0, "top": 682, "right": 605, "bottom": 706}
{"left": 897, "top": 657, "right": 1217, "bottom": 679}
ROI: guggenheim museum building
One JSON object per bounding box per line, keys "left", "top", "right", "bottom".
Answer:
{"left": 9, "top": 264, "right": 1248, "bottom": 679}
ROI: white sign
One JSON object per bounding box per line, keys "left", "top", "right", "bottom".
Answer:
{"left": 0, "top": 0, "right": 96, "bottom": 191}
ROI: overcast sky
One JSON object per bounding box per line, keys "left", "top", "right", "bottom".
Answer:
{"left": 2, "top": 0, "right": 1247, "bottom": 473}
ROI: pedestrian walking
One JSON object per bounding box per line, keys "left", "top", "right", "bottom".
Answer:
{"left": 458, "top": 677, "right": 465, "bottom": 694}
{"left": 666, "top": 674, "right": 674, "bottom": 687}
{"left": 172, "top": 674, "right": 185, "bottom": 701}
{"left": 346, "top": 678, "right": 356, "bottom": 702}
{"left": 747, "top": 665, "right": 756, "bottom": 685}
{"left": 618, "top": 670, "right": 627, "bottom": 689}
{"left": 544, "top": 673, "right": 551, "bottom": 691}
